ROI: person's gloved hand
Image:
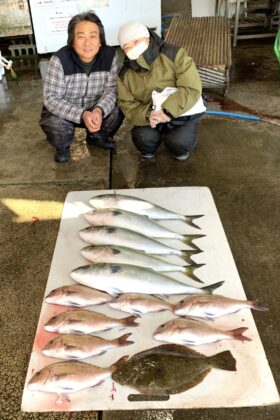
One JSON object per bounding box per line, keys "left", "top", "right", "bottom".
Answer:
{"left": 83, "top": 107, "right": 103, "bottom": 132}
{"left": 149, "top": 109, "right": 171, "bottom": 128}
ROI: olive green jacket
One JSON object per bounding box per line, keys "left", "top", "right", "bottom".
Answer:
{"left": 117, "top": 31, "right": 202, "bottom": 126}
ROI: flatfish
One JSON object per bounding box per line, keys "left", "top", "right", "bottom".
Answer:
{"left": 112, "top": 344, "right": 236, "bottom": 395}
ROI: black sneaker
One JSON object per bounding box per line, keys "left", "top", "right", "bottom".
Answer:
{"left": 54, "top": 147, "right": 70, "bottom": 163}
{"left": 86, "top": 136, "right": 115, "bottom": 149}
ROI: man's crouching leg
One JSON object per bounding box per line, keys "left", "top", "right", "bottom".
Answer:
{"left": 40, "top": 107, "right": 75, "bottom": 163}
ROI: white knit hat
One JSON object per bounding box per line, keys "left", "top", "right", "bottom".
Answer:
{"left": 118, "top": 21, "right": 150, "bottom": 48}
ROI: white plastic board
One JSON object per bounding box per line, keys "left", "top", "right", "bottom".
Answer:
{"left": 22, "top": 186, "right": 279, "bottom": 411}
{"left": 29, "top": 0, "right": 161, "bottom": 53}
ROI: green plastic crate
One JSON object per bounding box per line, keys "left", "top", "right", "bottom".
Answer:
{"left": 274, "top": 29, "right": 280, "bottom": 65}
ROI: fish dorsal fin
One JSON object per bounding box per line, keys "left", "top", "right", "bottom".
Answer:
{"left": 130, "top": 344, "right": 205, "bottom": 360}
{"left": 156, "top": 344, "right": 205, "bottom": 358}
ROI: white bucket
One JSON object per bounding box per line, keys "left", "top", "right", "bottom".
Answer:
{"left": 0, "top": 51, "right": 6, "bottom": 82}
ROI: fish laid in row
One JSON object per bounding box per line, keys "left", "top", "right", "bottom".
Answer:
{"left": 89, "top": 193, "right": 203, "bottom": 228}
{"left": 79, "top": 226, "right": 204, "bottom": 258}
{"left": 153, "top": 318, "right": 251, "bottom": 346}
{"left": 28, "top": 356, "right": 128, "bottom": 404}
{"left": 109, "top": 293, "right": 174, "bottom": 316}
{"left": 112, "top": 344, "right": 236, "bottom": 396}
{"left": 42, "top": 333, "right": 134, "bottom": 360}
{"left": 85, "top": 209, "right": 202, "bottom": 240}
{"left": 44, "top": 309, "right": 139, "bottom": 334}
{"left": 45, "top": 284, "right": 112, "bottom": 307}
{"left": 174, "top": 294, "right": 269, "bottom": 319}
{"left": 70, "top": 263, "right": 224, "bottom": 296}
{"left": 81, "top": 245, "right": 202, "bottom": 277}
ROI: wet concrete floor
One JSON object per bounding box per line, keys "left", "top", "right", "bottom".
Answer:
{"left": 0, "top": 41, "right": 279, "bottom": 419}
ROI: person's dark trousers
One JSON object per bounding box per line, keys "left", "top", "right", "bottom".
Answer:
{"left": 131, "top": 112, "right": 204, "bottom": 158}
{"left": 39, "top": 105, "right": 124, "bottom": 153}
{"left": 85, "top": 105, "right": 124, "bottom": 147}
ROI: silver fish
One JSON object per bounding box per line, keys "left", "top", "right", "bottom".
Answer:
{"left": 45, "top": 284, "right": 112, "bottom": 307}
{"left": 70, "top": 263, "right": 224, "bottom": 296}
{"left": 85, "top": 209, "right": 202, "bottom": 238}
{"left": 80, "top": 245, "right": 203, "bottom": 281}
{"left": 44, "top": 309, "right": 139, "bottom": 334}
{"left": 42, "top": 333, "right": 133, "bottom": 360}
{"left": 79, "top": 226, "right": 204, "bottom": 255}
{"left": 174, "top": 294, "right": 269, "bottom": 319}
{"left": 109, "top": 294, "right": 174, "bottom": 316}
{"left": 89, "top": 193, "right": 203, "bottom": 228}
{"left": 153, "top": 318, "right": 251, "bottom": 346}
{"left": 27, "top": 356, "right": 128, "bottom": 402}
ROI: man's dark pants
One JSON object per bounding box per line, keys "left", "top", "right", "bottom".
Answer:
{"left": 40, "top": 106, "right": 124, "bottom": 152}
{"left": 131, "top": 112, "right": 204, "bottom": 158}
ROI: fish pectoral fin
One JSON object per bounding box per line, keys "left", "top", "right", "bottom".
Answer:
{"left": 111, "top": 288, "right": 122, "bottom": 296}
{"left": 154, "top": 294, "right": 168, "bottom": 300}
{"left": 68, "top": 301, "right": 83, "bottom": 307}
{"left": 65, "top": 355, "right": 81, "bottom": 360}
{"left": 56, "top": 393, "right": 71, "bottom": 405}
{"left": 202, "top": 313, "right": 215, "bottom": 320}
{"left": 67, "top": 318, "right": 83, "bottom": 325}
{"left": 64, "top": 344, "right": 79, "bottom": 351}
{"left": 110, "top": 265, "right": 122, "bottom": 273}
{"left": 92, "top": 379, "right": 105, "bottom": 388}
{"left": 182, "top": 339, "right": 197, "bottom": 345}
{"left": 66, "top": 290, "right": 79, "bottom": 295}
{"left": 131, "top": 309, "right": 143, "bottom": 317}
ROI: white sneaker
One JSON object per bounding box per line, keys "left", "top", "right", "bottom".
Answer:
{"left": 173, "top": 152, "right": 189, "bottom": 161}
{"left": 141, "top": 153, "right": 155, "bottom": 159}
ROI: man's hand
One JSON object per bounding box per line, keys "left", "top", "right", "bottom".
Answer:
{"left": 149, "top": 109, "right": 171, "bottom": 128}
{"left": 82, "top": 107, "right": 103, "bottom": 132}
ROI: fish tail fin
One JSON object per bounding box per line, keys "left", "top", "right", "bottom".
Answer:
{"left": 209, "top": 350, "right": 236, "bottom": 372}
{"left": 123, "top": 315, "right": 140, "bottom": 327}
{"left": 182, "top": 234, "right": 206, "bottom": 251}
{"left": 250, "top": 299, "right": 269, "bottom": 312}
{"left": 180, "top": 249, "right": 203, "bottom": 264}
{"left": 183, "top": 263, "right": 205, "bottom": 283}
{"left": 117, "top": 333, "right": 134, "bottom": 347}
{"left": 183, "top": 215, "right": 204, "bottom": 229}
{"left": 230, "top": 327, "right": 252, "bottom": 342}
{"left": 201, "top": 281, "right": 224, "bottom": 294}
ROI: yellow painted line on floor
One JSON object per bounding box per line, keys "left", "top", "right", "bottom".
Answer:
{"left": 2, "top": 198, "right": 63, "bottom": 223}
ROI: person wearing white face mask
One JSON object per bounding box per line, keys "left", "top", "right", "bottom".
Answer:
{"left": 117, "top": 21, "right": 206, "bottom": 161}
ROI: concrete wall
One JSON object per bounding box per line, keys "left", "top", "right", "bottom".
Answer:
{"left": 162, "top": 0, "right": 191, "bottom": 14}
